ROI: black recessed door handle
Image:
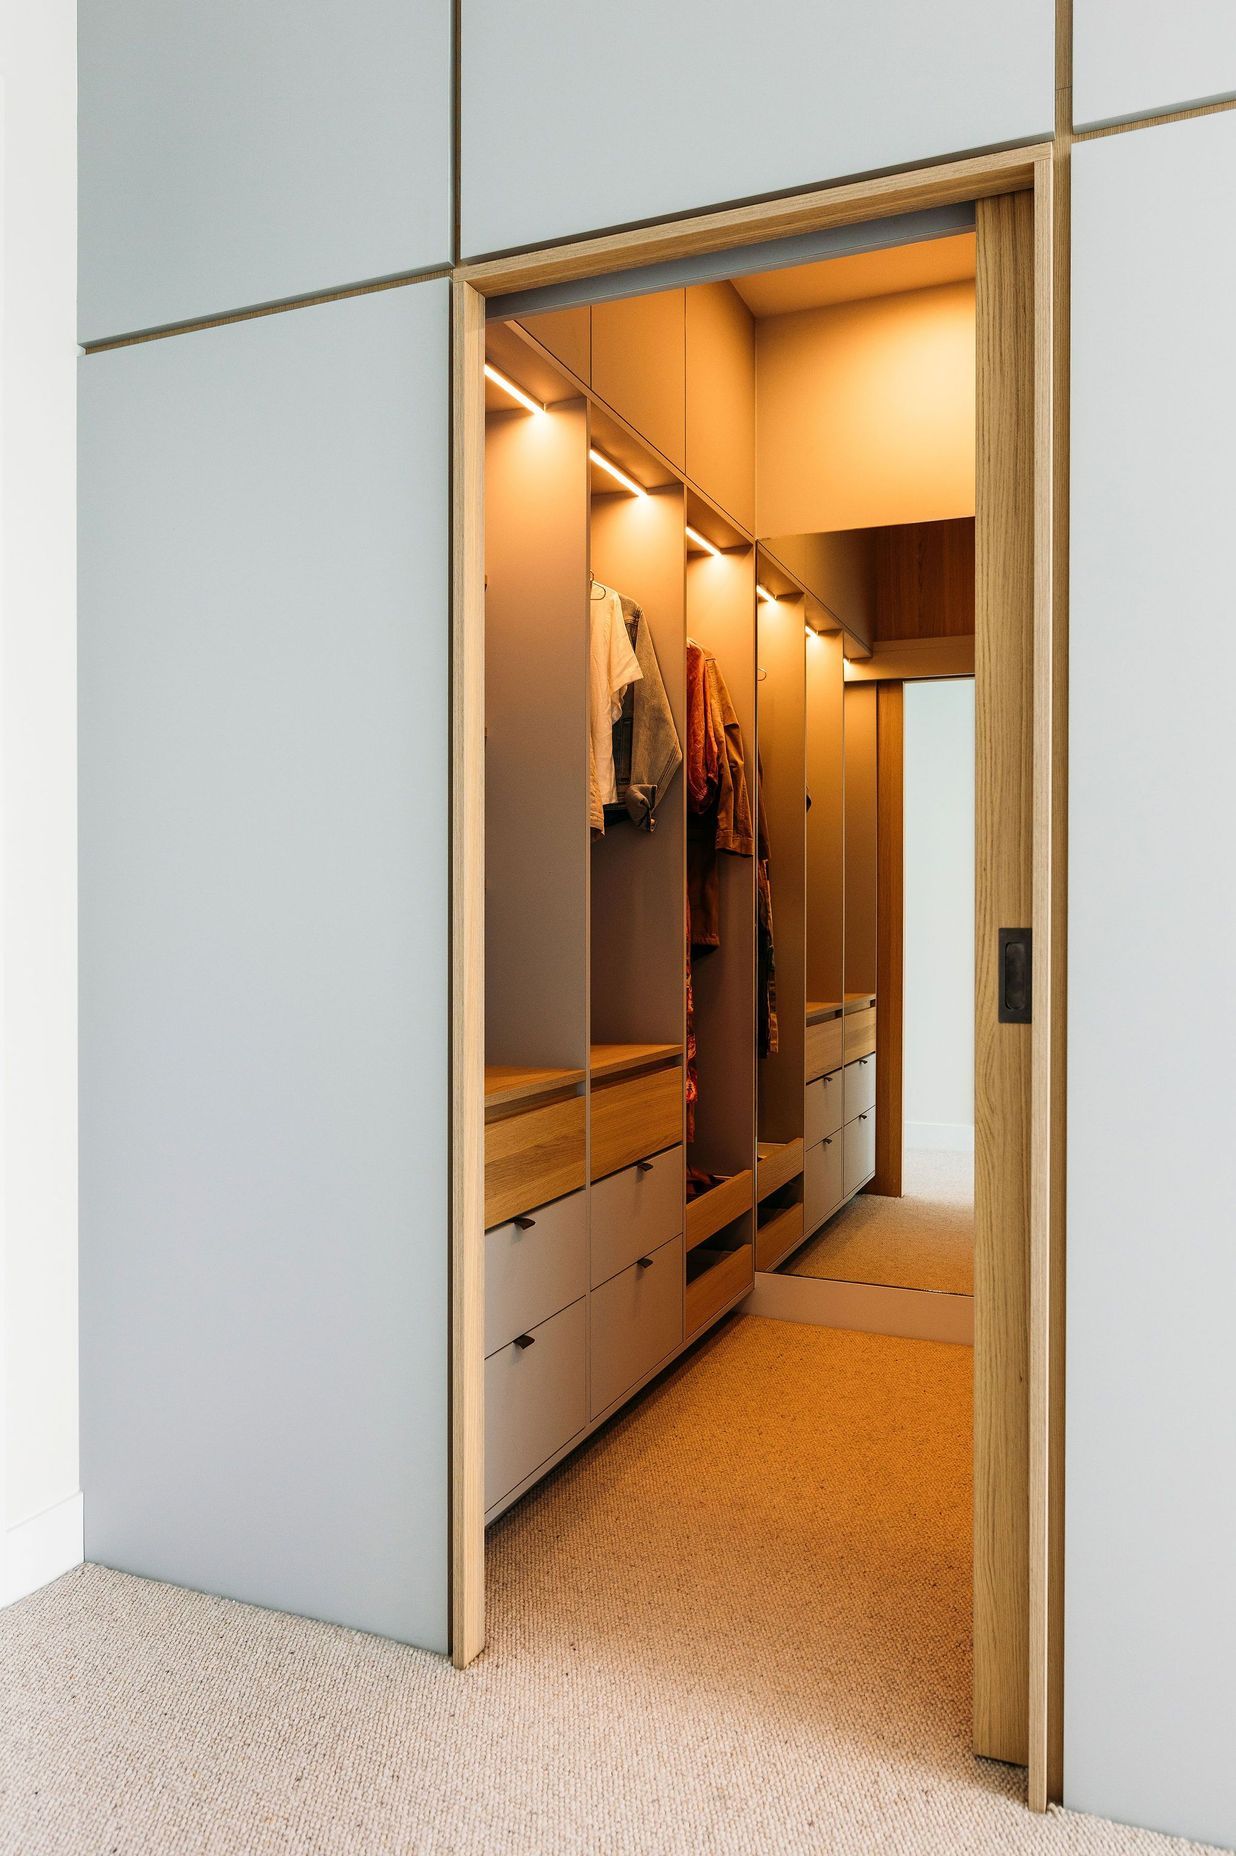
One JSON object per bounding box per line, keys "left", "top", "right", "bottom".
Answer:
{"left": 636, "top": 1160, "right": 654, "bottom": 1173}
{"left": 999, "top": 927, "right": 1033, "bottom": 1024}
{"left": 636, "top": 1256, "right": 654, "bottom": 1269}
{"left": 513, "top": 1332, "right": 535, "bottom": 1350}
{"left": 513, "top": 1215, "right": 536, "bottom": 1230}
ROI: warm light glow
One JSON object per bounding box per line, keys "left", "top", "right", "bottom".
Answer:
{"left": 684, "top": 524, "right": 721, "bottom": 558}
{"left": 756, "top": 583, "right": 778, "bottom": 605}
{"left": 589, "top": 447, "right": 647, "bottom": 497}
{"left": 484, "top": 362, "right": 545, "bottom": 416}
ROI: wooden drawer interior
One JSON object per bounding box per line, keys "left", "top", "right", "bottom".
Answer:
{"left": 686, "top": 1167, "right": 753, "bottom": 1251}
{"left": 685, "top": 1228, "right": 753, "bottom": 1338}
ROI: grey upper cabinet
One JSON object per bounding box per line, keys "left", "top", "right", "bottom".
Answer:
{"left": 459, "top": 0, "right": 1054, "bottom": 258}
{"left": 1067, "top": 114, "right": 1236, "bottom": 1851}
{"left": 1073, "top": 0, "right": 1236, "bottom": 129}
{"left": 79, "top": 0, "right": 451, "bottom": 343}
{"left": 79, "top": 282, "right": 451, "bottom": 1650}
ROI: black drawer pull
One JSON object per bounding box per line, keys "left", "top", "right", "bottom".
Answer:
{"left": 635, "top": 1160, "right": 655, "bottom": 1173}
{"left": 513, "top": 1215, "right": 536, "bottom": 1230}
{"left": 513, "top": 1332, "right": 535, "bottom": 1349}
{"left": 636, "top": 1255, "right": 654, "bottom": 1269}
{"left": 859, "top": 1112, "right": 870, "bottom": 1121}
{"left": 823, "top": 1136, "right": 833, "bottom": 1146}
{"left": 858, "top": 1057, "right": 869, "bottom": 1066}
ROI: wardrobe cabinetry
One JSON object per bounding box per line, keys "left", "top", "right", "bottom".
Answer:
{"left": 482, "top": 294, "right": 888, "bottom": 1512}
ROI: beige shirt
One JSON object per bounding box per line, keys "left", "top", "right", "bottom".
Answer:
{"left": 588, "top": 584, "right": 642, "bottom": 830}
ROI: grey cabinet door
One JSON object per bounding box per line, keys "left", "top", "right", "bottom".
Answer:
{"left": 1073, "top": 0, "right": 1236, "bottom": 130}
{"left": 79, "top": 0, "right": 451, "bottom": 342}
{"left": 79, "top": 281, "right": 450, "bottom": 1651}
{"left": 1067, "top": 116, "right": 1236, "bottom": 1850}
{"left": 460, "top": 0, "right": 1053, "bottom": 259}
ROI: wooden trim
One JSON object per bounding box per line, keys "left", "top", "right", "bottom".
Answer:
{"left": 843, "top": 635, "right": 975, "bottom": 681}
{"left": 973, "top": 186, "right": 1036, "bottom": 1767}
{"left": 450, "top": 277, "right": 487, "bottom": 1669}
{"left": 1029, "top": 51, "right": 1071, "bottom": 1812}
{"left": 451, "top": 153, "right": 1063, "bottom": 1760}
{"left": 459, "top": 147, "right": 1047, "bottom": 297}
{"left": 870, "top": 684, "right": 904, "bottom": 1196}
{"left": 1074, "top": 93, "right": 1236, "bottom": 142}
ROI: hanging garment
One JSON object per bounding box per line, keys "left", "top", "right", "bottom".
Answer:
{"left": 686, "top": 642, "right": 754, "bottom": 952}
{"left": 685, "top": 898, "right": 698, "bottom": 1142}
{"left": 608, "top": 597, "right": 683, "bottom": 832}
{"left": 589, "top": 583, "right": 642, "bottom": 834}
{"left": 756, "top": 759, "right": 779, "bottom": 1059}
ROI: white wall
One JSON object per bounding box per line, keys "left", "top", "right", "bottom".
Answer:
{"left": 0, "top": 0, "right": 82, "bottom": 1600}
{"left": 1067, "top": 109, "right": 1236, "bottom": 1851}
{"left": 901, "top": 679, "right": 974, "bottom": 1151}
{"left": 1073, "top": 1, "right": 1236, "bottom": 130}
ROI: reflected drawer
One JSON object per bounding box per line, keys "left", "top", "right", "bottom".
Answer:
{"left": 843, "top": 1109, "right": 876, "bottom": 1197}
{"left": 591, "top": 1145, "right": 683, "bottom": 1288}
{"left": 485, "top": 1189, "right": 587, "bottom": 1356}
{"left": 485, "top": 1299, "right": 586, "bottom": 1511}
{"left": 590, "top": 1233, "right": 682, "bottom": 1419}
{"left": 590, "top": 1064, "right": 682, "bottom": 1181}
{"left": 804, "top": 1134, "right": 843, "bottom": 1231}
{"left": 805, "top": 1068, "right": 844, "bottom": 1145}
{"left": 843, "top": 1054, "right": 876, "bottom": 1122}
{"left": 756, "top": 1202, "right": 803, "bottom": 1272}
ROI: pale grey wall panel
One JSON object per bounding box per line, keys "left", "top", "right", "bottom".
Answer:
{"left": 79, "top": 283, "right": 450, "bottom": 1650}
{"left": 1074, "top": 0, "right": 1236, "bottom": 128}
{"left": 460, "top": 0, "right": 1053, "bottom": 259}
{"left": 79, "top": 1, "right": 451, "bottom": 343}
{"left": 1067, "top": 115, "right": 1236, "bottom": 1849}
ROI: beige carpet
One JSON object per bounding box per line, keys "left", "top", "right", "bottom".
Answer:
{"left": 789, "top": 1148, "right": 974, "bottom": 1294}
{"left": 0, "top": 1316, "right": 1218, "bottom": 1856}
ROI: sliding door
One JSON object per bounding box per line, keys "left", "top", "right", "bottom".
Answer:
{"left": 79, "top": 282, "right": 452, "bottom": 1648}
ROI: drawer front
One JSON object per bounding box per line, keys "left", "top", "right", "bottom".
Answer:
{"left": 805, "top": 1069, "right": 844, "bottom": 1144}
{"left": 843, "top": 1054, "right": 876, "bottom": 1122}
{"left": 485, "top": 1299, "right": 586, "bottom": 1511}
{"left": 485, "top": 1092, "right": 586, "bottom": 1228}
{"left": 804, "top": 1134, "right": 844, "bottom": 1232}
{"left": 589, "top": 1234, "right": 682, "bottom": 1419}
{"left": 755, "top": 1201, "right": 804, "bottom": 1272}
{"left": 805, "top": 1015, "right": 844, "bottom": 1081}
{"left": 485, "top": 1189, "right": 587, "bottom": 1355}
{"left": 591, "top": 1145, "right": 683, "bottom": 1288}
{"left": 843, "top": 1109, "right": 876, "bottom": 1197}
{"left": 590, "top": 1064, "right": 682, "bottom": 1182}
{"left": 843, "top": 1006, "right": 877, "bottom": 1063}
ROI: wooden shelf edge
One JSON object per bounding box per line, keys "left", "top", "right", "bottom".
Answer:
{"left": 589, "top": 1041, "right": 684, "bottom": 1082}
{"left": 484, "top": 1062, "right": 586, "bottom": 1111}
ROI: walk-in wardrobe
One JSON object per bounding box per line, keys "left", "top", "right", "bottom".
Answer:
{"left": 479, "top": 228, "right": 978, "bottom": 1519}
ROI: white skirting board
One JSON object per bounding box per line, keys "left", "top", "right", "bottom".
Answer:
{"left": 2, "top": 1492, "right": 84, "bottom": 1606}
{"left": 904, "top": 1120, "right": 975, "bottom": 1152}
{"left": 745, "top": 1273, "right": 973, "bottom": 1346}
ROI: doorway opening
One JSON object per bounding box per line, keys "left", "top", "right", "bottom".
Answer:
{"left": 452, "top": 148, "right": 1061, "bottom": 1810}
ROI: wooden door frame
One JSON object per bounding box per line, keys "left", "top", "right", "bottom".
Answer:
{"left": 450, "top": 144, "right": 1065, "bottom": 1811}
